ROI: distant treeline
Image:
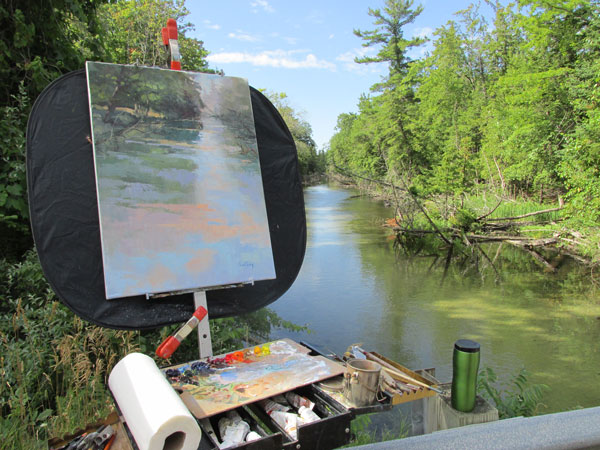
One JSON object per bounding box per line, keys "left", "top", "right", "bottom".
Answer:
{"left": 328, "top": 0, "right": 600, "bottom": 225}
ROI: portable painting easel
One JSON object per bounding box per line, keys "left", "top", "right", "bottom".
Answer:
{"left": 163, "top": 21, "right": 212, "bottom": 358}
{"left": 152, "top": 20, "right": 230, "bottom": 360}
{"left": 27, "top": 17, "right": 406, "bottom": 450}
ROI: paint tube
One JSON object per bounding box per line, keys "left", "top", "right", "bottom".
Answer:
{"left": 270, "top": 394, "right": 288, "bottom": 404}
{"left": 297, "top": 406, "right": 320, "bottom": 424}
{"left": 258, "top": 399, "right": 290, "bottom": 415}
{"left": 285, "top": 392, "right": 315, "bottom": 410}
{"left": 218, "top": 411, "right": 250, "bottom": 449}
{"left": 245, "top": 431, "right": 261, "bottom": 442}
{"left": 269, "top": 411, "right": 298, "bottom": 440}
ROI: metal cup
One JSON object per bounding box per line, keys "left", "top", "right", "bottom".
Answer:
{"left": 343, "top": 359, "right": 381, "bottom": 407}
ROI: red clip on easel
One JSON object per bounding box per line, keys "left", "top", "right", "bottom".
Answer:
{"left": 161, "top": 18, "right": 181, "bottom": 70}
{"left": 156, "top": 306, "right": 208, "bottom": 358}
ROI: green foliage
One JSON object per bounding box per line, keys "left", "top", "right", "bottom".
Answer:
{"left": 0, "top": 1, "right": 104, "bottom": 106}
{"left": 263, "top": 91, "right": 323, "bottom": 178}
{"left": 0, "top": 83, "right": 30, "bottom": 247}
{"left": 0, "top": 251, "right": 141, "bottom": 447}
{"left": 98, "top": 0, "right": 212, "bottom": 73}
{"left": 0, "top": 1, "right": 107, "bottom": 259}
{"left": 330, "top": 0, "right": 600, "bottom": 233}
{"left": 478, "top": 367, "right": 548, "bottom": 418}
{"left": 343, "top": 413, "right": 409, "bottom": 447}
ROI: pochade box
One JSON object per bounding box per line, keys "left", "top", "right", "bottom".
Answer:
{"left": 159, "top": 339, "right": 357, "bottom": 450}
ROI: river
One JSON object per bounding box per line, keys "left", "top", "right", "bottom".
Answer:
{"left": 271, "top": 184, "right": 600, "bottom": 414}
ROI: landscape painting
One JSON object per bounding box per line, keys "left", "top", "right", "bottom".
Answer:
{"left": 86, "top": 62, "right": 275, "bottom": 299}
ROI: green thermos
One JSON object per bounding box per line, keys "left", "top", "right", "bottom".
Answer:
{"left": 451, "top": 339, "right": 480, "bottom": 412}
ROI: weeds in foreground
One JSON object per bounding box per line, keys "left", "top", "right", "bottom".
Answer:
{"left": 478, "top": 367, "right": 549, "bottom": 419}
{"left": 343, "top": 413, "right": 410, "bottom": 447}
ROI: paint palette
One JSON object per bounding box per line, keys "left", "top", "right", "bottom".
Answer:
{"left": 162, "top": 339, "right": 345, "bottom": 419}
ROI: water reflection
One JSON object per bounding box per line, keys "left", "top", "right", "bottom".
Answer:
{"left": 272, "top": 184, "right": 600, "bottom": 413}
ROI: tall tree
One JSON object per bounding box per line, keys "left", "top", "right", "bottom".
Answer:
{"left": 353, "top": 0, "right": 425, "bottom": 85}
{"left": 556, "top": 1, "right": 600, "bottom": 222}
{"left": 414, "top": 22, "right": 482, "bottom": 198}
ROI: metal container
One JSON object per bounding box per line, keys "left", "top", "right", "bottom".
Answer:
{"left": 344, "top": 359, "right": 381, "bottom": 407}
{"left": 451, "top": 339, "right": 481, "bottom": 412}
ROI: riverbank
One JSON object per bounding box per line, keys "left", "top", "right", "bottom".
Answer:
{"left": 326, "top": 172, "right": 600, "bottom": 271}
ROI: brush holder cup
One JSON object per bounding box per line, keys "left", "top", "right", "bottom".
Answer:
{"left": 343, "top": 359, "right": 382, "bottom": 407}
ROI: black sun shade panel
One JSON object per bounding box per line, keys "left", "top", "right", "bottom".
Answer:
{"left": 26, "top": 69, "right": 306, "bottom": 330}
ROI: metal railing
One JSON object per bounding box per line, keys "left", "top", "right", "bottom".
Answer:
{"left": 355, "top": 406, "right": 600, "bottom": 449}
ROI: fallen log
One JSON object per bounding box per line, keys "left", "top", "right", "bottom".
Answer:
{"left": 487, "top": 206, "right": 563, "bottom": 222}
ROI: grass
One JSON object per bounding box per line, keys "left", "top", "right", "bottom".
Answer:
{"left": 343, "top": 413, "right": 410, "bottom": 447}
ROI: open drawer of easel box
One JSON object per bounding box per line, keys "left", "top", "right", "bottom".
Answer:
{"left": 162, "top": 340, "right": 353, "bottom": 449}
{"left": 196, "top": 384, "right": 354, "bottom": 450}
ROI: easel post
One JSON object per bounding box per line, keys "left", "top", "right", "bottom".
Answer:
{"left": 161, "top": 18, "right": 212, "bottom": 361}
{"left": 194, "top": 291, "right": 213, "bottom": 358}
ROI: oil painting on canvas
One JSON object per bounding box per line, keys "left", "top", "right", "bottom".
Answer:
{"left": 86, "top": 62, "right": 275, "bottom": 299}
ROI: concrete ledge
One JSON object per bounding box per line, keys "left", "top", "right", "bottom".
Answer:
{"left": 355, "top": 406, "right": 600, "bottom": 449}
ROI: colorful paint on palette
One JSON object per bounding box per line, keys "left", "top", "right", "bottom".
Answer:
{"left": 163, "top": 339, "right": 345, "bottom": 419}
{"left": 85, "top": 62, "right": 275, "bottom": 299}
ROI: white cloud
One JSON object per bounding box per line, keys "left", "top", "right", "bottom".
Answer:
{"left": 412, "top": 26, "right": 433, "bottom": 39}
{"left": 207, "top": 50, "right": 336, "bottom": 70}
{"left": 336, "top": 47, "right": 381, "bottom": 74}
{"left": 251, "top": 0, "right": 274, "bottom": 13}
{"left": 283, "top": 36, "right": 298, "bottom": 45}
{"left": 328, "top": 34, "right": 335, "bottom": 40}
{"left": 306, "top": 10, "right": 325, "bottom": 25}
{"left": 228, "top": 31, "right": 260, "bottom": 42}
{"left": 203, "top": 20, "right": 221, "bottom": 30}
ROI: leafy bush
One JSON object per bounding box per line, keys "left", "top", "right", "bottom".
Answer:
{"left": 478, "top": 367, "right": 548, "bottom": 418}
{"left": 0, "top": 83, "right": 32, "bottom": 260}
{"left": 343, "top": 413, "right": 409, "bottom": 447}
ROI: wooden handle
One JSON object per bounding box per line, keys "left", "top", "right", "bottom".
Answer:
{"left": 362, "top": 350, "right": 442, "bottom": 393}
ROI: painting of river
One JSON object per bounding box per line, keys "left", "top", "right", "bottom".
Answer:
{"left": 86, "top": 62, "right": 275, "bottom": 299}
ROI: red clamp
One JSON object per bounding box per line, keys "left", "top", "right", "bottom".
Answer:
{"left": 156, "top": 305, "right": 208, "bottom": 359}
{"left": 161, "top": 18, "right": 181, "bottom": 70}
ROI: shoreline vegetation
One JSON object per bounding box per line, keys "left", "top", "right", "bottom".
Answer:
{"left": 328, "top": 170, "right": 600, "bottom": 275}
{"left": 325, "top": 0, "right": 600, "bottom": 275}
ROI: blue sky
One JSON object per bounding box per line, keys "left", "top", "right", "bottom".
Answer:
{"left": 187, "top": 1, "right": 493, "bottom": 150}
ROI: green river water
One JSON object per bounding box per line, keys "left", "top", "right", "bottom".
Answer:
{"left": 271, "top": 184, "right": 600, "bottom": 414}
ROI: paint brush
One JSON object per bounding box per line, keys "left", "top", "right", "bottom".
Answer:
{"left": 358, "top": 348, "right": 443, "bottom": 394}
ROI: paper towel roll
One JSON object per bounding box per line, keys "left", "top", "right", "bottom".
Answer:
{"left": 108, "top": 353, "right": 201, "bottom": 450}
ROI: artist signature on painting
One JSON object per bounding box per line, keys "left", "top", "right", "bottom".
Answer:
{"left": 239, "top": 262, "right": 254, "bottom": 269}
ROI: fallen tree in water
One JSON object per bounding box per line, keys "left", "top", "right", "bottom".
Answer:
{"left": 331, "top": 162, "right": 594, "bottom": 271}
{"left": 382, "top": 203, "right": 598, "bottom": 273}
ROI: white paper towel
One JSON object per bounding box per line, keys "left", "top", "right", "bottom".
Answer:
{"left": 108, "top": 353, "right": 201, "bottom": 450}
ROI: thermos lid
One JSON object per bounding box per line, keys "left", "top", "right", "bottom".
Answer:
{"left": 454, "top": 339, "right": 480, "bottom": 353}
